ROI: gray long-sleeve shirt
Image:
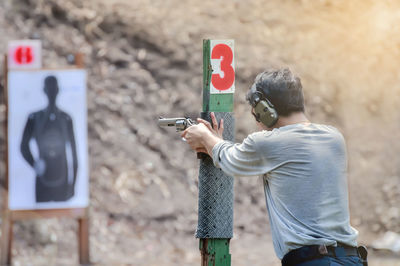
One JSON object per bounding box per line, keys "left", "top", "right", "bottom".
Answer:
{"left": 212, "top": 123, "right": 358, "bottom": 259}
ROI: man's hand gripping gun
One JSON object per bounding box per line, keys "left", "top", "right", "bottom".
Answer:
{"left": 158, "top": 117, "right": 207, "bottom": 158}
{"left": 157, "top": 117, "right": 196, "bottom": 132}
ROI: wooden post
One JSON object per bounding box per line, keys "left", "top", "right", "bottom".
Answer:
{"left": 0, "top": 53, "right": 90, "bottom": 265}
{"left": 75, "top": 53, "right": 90, "bottom": 265}
{"left": 0, "top": 210, "right": 12, "bottom": 266}
{"left": 199, "top": 39, "right": 234, "bottom": 266}
{"left": 78, "top": 216, "right": 90, "bottom": 265}
{"left": 1, "top": 54, "right": 12, "bottom": 266}
{"left": 75, "top": 53, "right": 84, "bottom": 68}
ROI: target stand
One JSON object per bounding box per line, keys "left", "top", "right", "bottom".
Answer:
{"left": 0, "top": 53, "right": 90, "bottom": 265}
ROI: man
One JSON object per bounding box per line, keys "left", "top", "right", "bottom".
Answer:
{"left": 182, "top": 68, "right": 365, "bottom": 265}
{"left": 20, "top": 75, "right": 78, "bottom": 203}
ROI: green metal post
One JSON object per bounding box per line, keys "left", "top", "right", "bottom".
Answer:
{"left": 199, "top": 39, "right": 234, "bottom": 266}
{"left": 200, "top": 239, "right": 231, "bottom": 266}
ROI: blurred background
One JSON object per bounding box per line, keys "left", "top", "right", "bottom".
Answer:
{"left": 1, "top": 0, "right": 400, "bottom": 265}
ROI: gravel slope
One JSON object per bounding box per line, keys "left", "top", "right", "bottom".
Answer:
{"left": 0, "top": 0, "right": 399, "bottom": 265}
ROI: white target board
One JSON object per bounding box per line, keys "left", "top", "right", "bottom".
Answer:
{"left": 210, "top": 40, "right": 235, "bottom": 94}
{"left": 7, "top": 69, "right": 88, "bottom": 210}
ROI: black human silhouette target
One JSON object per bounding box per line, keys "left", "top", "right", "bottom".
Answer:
{"left": 8, "top": 70, "right": 88, "bottom": 210}
{"left": 20, "top": 76, "right": 78, "bottom": 202}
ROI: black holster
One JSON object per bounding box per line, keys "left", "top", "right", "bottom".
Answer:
{"left": 357, "top": 246, "right": 368, "bottom": 266}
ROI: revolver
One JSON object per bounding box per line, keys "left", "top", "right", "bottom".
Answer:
{"left": 158, "top": 117, "right": 196, "bottom": 131}
{"left": 158, "top": 116, "right": 207, "bottom": 159}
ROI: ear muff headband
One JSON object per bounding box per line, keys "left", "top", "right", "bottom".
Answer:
{"left": 250, "top": 90, "right": 279, "bottom": 128}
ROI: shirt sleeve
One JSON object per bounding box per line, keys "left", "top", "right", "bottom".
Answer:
{"left": 211, "top": 134, "right": 268, "bottom": 177}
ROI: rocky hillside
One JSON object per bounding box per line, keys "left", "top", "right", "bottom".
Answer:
{"left": 0, "top": 0, "right": 399, "bottom": 265}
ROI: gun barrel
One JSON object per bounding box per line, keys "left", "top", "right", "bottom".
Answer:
{"left": 158, "top": 117, "right": 196, "bottom": 131}
{"left": 158, "top": 118, "right": 187, "bottom": 127}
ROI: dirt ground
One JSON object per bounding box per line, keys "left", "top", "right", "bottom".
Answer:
{"left": 0, "top": 0, "right": 400, "bottom": 265}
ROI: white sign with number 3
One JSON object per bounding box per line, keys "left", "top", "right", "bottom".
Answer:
{"left": 210, "top": 40, "right": 235, "bottom": 94}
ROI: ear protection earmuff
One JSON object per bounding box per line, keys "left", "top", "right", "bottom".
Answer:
{"left": 250, "top": 90, "right": 279, "bottom": 128}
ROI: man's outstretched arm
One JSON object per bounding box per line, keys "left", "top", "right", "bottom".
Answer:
{"left": 182, "top": 112, "right": 267, "bottom": 177}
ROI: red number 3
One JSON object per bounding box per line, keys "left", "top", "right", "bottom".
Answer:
{"left": 211, "top": 44, "right": 234, "bottom": 91}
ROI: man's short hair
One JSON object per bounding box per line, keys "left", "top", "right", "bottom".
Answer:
{"left": 246, "top": 68, "right": 305, "bottom": 116}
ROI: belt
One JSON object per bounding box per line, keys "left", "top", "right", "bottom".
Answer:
{"left": 281, "top": 244, "right": 360, "bottom": 266}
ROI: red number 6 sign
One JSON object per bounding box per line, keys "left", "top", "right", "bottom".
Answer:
{"left": 210, "top": 40, "right": 235, "bottom": 94}
{"left": 8, "top": 40, "right": 42, "bottom": 70}
{"left": 14, "top": 46, "right": 34, "bottom": 65}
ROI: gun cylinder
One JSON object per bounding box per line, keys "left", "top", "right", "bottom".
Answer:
{"left": 175, "top": 120, "right": 187, "bottom": 131}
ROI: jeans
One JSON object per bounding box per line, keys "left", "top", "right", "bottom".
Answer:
{"left": 296, "top": 256, "right": 363, "bottom": 265}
